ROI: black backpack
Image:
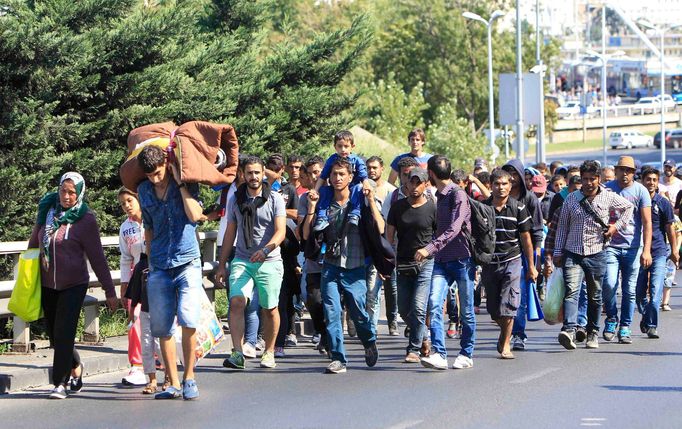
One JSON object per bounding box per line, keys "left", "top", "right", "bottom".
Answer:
{"left": 453, "top": 186, "right": 497, "bottom": 265}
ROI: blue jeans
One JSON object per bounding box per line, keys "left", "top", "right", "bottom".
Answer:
{"left": 321, "top": 264, "right": 376, "bottom": 364}
{"left": 147, "top": 258, "right": 203, "bottom": 337}
{"left": 316, "top": 184, "right": 363, "bottom": 225}
{"left": 577, "top": 280, "right": 588, "bottom": 327}
{"left": 636, "top": 254, "right": 667, "bottom": 329}
{"left": 602, "top": 246, "right": 642, "bottom": 327}
{"left": 365, "top": 265, "right": 381, "bottom": 331}
{"left": 428, "top": 258, "right": 476, "bottom": 358}
{"left": 396, "top": 259, "right": 433, "bottom": 354}
{"left": 562, "top": 251, "right": 606, "bottom": 332}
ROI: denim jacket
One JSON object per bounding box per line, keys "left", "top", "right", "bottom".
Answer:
{"left": 139, "top": 180, "right": 200, "bottom": 270}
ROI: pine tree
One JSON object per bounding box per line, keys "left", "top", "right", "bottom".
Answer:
{"left": 0, "top": 0, "right": 370, "bottom": 247}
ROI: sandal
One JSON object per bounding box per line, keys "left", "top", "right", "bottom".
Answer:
{"left": 499, "top": 351, "right": 515, "bottom": 360}
{"left": 162, "top": 374, "right": 171, "bottom": 391}
{"left": 142, "top": 383, "right": 158, "bottom": 395}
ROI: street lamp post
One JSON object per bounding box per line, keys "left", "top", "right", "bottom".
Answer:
{"left": 463, "top": 10, "right": 505, "bottom": 164}
{"left": 515, "top": 0, "right": 524, "bottom": 162}
{"left": 535, "top": 0, "right": 546, "bottom": 164}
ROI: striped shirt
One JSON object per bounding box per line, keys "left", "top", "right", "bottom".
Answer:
{"left": 484, "top": 196, "right": 531, "bottom": 263}
{"left": 423, "top": 183, "right": 471, "bottom": 262}
{"left": 553, "top": 189, "right": 634, "bottom": 257}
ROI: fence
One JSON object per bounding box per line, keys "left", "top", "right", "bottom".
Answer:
{"left": 0, "top": 231, "right": 219, "bottom": 352}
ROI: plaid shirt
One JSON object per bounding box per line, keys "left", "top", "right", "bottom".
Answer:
{"left": 553, "top": 188, "right": 634, "bottom": 257}
{"left": 323, "top": 200, "right": 366, "bottom": 270}
{"left": 423, "top": 183, "right": 472, "bottom": 262}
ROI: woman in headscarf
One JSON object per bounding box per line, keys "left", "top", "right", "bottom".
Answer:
{"left": 28, "top": 172, "right": 118, "bottom": 399}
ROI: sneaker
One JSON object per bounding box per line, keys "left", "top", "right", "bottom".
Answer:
{"left": 260, "top": 351, "right": 277, "bottom": 368}
{"left": 316, "top": 342, "right": 327, "bottom": 355}
{"left": 325, "top": 360, "right": 347, "bottom": 374}
{"left": 311, "top": 333, "right": 321, "bottom": 345}
{"left": 575, "top": 326, "right": 587, "bottom": 343}
{"left": 404, "top": 352, "right": 420, "bottom": 363}
{"left": 274, "top": 346, "right": 285, "bottom": 358}
{"left": 364, "top": 342, "right": 378, "bottom": 367}
{"left": 661, "top": 304, "right": 672, "bottom": 312}
{"left": 404, "top": 326, "right": 410, "bottom": 338}
{"left": 603, "top": 318, "right": 617, "bottom": 342}
{"left": 242, "top": 342, "right": 257, "bottom": 359}
{"left": 420, "top": 353, "right": 448, "bottom": 370}
{"left": 121, "top": 366, "right": 147, "bottom": 386}
{"left": 646, "top": 327, "right": 659, "bottom": 339}
{"left": 70, "top": 363, "right": 84, "bottom": 392}
{"left": 313, "top": 218, "right": 329, "bottom": 232}
{"left": 223, "top": 350, "right": 245, "bottom": 369}
{"left": 511, "top": 335, "right": 526, "bottom": 351}
{"left": 617, "top": 327, "right": 632, "bottom": 344}
{"left": 446, "top": 322, "right": 457, "bottom": 339}
{"left": 452, "top": 354, "right": 474, "bottom": 369}
{"left": 155, "top": 385, "right": 182, "bottom": 399}
{"left": 586, "top": 332, "right": 599, "bottom": 349}
{"left": 285, "top": 334, "right": 298, "bottom": 347}
{"left": 640, "top": 319, "right": 647, "bottom": 334}
{"left": 558, "top": 330, "right": 577, "bottom": 350}
{"left": 181, "top": 379, "right": 199, "bottom": 400}
{"left": 388, "top": 321, "right": 399, "bottom": 336}
{"left": 255, "top": 337, "right": 266, "bottom": 351}
{"left": 48, "top": 385, "right": 67, "bottom": 399}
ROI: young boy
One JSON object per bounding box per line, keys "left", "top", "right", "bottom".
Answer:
{"left": 388, "top": 128, "right": 433, "bottom": 186}
{"left": 311, "top": 130, "right": 371, "bottom": 230}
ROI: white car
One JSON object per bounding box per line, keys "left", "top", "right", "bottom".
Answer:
{"left": 654, "top": 94, "right": 677, "bottom": 110}
{"left": 633, "top": 97, "right": 658, "bottom": 114}
{"left": 556, "top": 101, "right": 596, "bottom": 119}
{"left": 609, "top": 131, "right": 653, "bottom": 149}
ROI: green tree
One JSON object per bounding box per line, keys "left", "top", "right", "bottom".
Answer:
{"left": 0, "top": 0, "right": 369, "bottom": 249}
{"left": 427, "top": 102, "right": 489, "bottom": 170}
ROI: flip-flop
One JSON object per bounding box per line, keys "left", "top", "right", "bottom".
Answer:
{"left": 499, "top": 351, "right": 515, "bottom": 360}
{"left": 142, "top": 384, "right": 158, "bottom": 395}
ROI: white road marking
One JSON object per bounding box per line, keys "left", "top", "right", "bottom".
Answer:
{"left": 580, "top": 417, "right": 607, "bottom": 426}
{"left": 384, "top": 420, "right": 424, "bottom": 429}
{"left": 510, "top": 367, "right": 560, "bottom": 384}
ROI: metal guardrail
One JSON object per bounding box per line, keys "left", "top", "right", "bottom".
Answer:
{"left": 1, "top": 231, "right": 220, "bottom": 352}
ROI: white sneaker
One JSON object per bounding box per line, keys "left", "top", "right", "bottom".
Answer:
{"left": 122, "top": 367, "right": 147, "bottom": 386}
{"left": 242, "top": 342, "right": 257, "bottom": 359}
{"left": 255, "top": 337, "right": 266, "bottom": 351}
{"left": 452, "top": 354, "right": 474, "bottom": 369}
{"left": 48, "top": 385, "right": 67, "bottom": 399}
{"left": 285, "top": 333, "right": 298, "bottom": 347}
{"left": 420, "top": 353, "right": 448, "bottom": 370}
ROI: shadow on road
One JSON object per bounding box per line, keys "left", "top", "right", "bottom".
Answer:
{"left": 601, "top": 385, "right": 682, "bottom": 392}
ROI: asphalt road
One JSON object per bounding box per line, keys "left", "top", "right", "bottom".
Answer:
{"left": 2, "top": 278, "right": 682, "bottom": 429}
{"left": 529, "top": 146, "right": 682, "bottom": 167}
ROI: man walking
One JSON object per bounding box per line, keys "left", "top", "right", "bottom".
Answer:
{"left": 636, "top": 167, "right": 678, "bottom": 339}
{"left": 482, "top": 169, "right": 537, "bottom": 359}
{"left": 553, "top": 160, "right": 634, "bottom": 350}
{"left": 303, "top": 158, "right": 382, "bottom": 374}
{"left": 216, "top": 156, "right": 287, "bottom": 369}
{"left": 416, "top": 156, "right": 475, "bottom": 370}
{"left": 137, "top": 145, "right": 206, "bottom": 400}
{"left": 386, "top": 167, "right": 436, "bottom": 363}
{"left": 603, "top": 156, "right": 652, "bottom": 344}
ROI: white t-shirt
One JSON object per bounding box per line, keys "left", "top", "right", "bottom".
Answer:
{"left": 217, "top": 183, "right": 238, "bottom": 248}
{"left": 119, "top": 218, "right": 145, "bottom": 283}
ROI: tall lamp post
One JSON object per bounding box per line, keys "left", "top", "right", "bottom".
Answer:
{"left": 637, "top": 21, "right": 681, "bottom": 166}
{"left": 535, "top": 0, "right": 545, "bottom": 164}
{"left": 463, "top": 10, "right": 505, "bottom": 164}
{"left": 586, "top": 49, "right": 624, "bottom": 166}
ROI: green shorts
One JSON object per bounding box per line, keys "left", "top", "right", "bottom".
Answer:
{"left": 228, "top": 258, "right": 283, "bottom": 309}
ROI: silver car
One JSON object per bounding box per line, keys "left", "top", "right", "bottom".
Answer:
{"left": 609, "top": 131, "right": 653, "bottom": 149}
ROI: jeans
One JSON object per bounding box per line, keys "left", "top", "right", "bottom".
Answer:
{"left": 321, "top": 264, "right": 376, "bottom": 364}
{"left": 636, "top": 254, "right": 667, "bottom": 329}
{"left": 512, "top": 258, "right": 529, "bottom": 339}
{"left": 446, "top": 286, "right": 458, "bottom": 323}
{"left": 365, "top": 265, "right": 380, "bottom": 330}
{"left": 306, "top": 272, "right": 327, "bottom": 349}
{"left": 396, "top": 259, "right": 433, "bottom": 354}
{"left": 562, "top": 251, "right": 606, "bottom": 332}
{"left": 577, "top": 280, "right": 588, "bottom": 327}
{"left": 428, "top": 258, "right": 476, "bottom": 358}
{"left": 385, "top": 271, "right": 398, "bottom": 325}
{"left": 602, "top": 246, "right": 642, "bottom": 327}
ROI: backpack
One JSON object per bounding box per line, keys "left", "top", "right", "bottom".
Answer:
{"left": 452, "top": 185, "right": 497, "bottom": 265}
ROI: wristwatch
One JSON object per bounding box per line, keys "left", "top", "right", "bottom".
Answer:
{"left": 262, "top": 246, "right": 271, "bottom": 255}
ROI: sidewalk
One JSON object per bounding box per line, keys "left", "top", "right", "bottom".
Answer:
{"left": 0, "top": 318, "right": 313, "bottom": 394}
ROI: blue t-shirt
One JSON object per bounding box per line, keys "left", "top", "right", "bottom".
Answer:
{"left": 320, "top": 153, "right": 367, "bottom": 186}
{"left": 650, "top": 192, "right": 674, "bottom": 258}
{"left": 139, "top": 180, "right": 201, "bottom": 270}
{"left": 605, "top": 180, "right": 651, "bottom": 249}
{"left": 390, "top": 152, "right": 433, "bottom": 172}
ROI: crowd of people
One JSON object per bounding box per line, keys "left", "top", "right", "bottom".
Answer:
{"left": 31, "top": 127, "right": 681, "bottom": 400}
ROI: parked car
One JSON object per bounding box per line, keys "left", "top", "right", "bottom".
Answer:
{"left": 633, "top": 97, "right": 658, "bottom": 114}
{"left": 556, "top": 101, "right": 581, "bottom": 119}
{"left": 654, "top": 94, "right": 677, "bottom": 110}
{"left": 609, "top": 131, "right": 653, "bottom": 149}
{"left": 654, "top": 129, "right": 682, "bottom": 149}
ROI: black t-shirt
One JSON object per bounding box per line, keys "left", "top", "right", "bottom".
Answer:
{"left": 387, "top": 198, "right": 437, "bottom": 263}
{"left": 279, "top": 182, "right": 299, "bottom": 210}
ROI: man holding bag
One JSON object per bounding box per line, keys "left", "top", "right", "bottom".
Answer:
{"left": 553, "top": 160, "right": 634, "bottom": 350}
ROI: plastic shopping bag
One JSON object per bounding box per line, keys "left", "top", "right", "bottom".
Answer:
{"left": 8, "top": 249, "right": 43, "bottom": 322}
{"left": 175, "top": 288, "right": 225, "bottom": 366}
{"left": 542, "top": 268, "right": 565, "bottom": 325}
{"left": 527, "top": 280, "right": 544, "bottom": 322}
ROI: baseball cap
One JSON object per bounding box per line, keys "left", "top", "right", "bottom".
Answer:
{"left": 530, "top": 175, "right": 547, "bottom": 193}
{"left": 568, "top": 175, "right": 581, "bottom": 185}
{"left": 408, "top": 167, "right": 429, "bottom": 183}
{"left": 664, "top": 159, "right": 676, "bottom": 168}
